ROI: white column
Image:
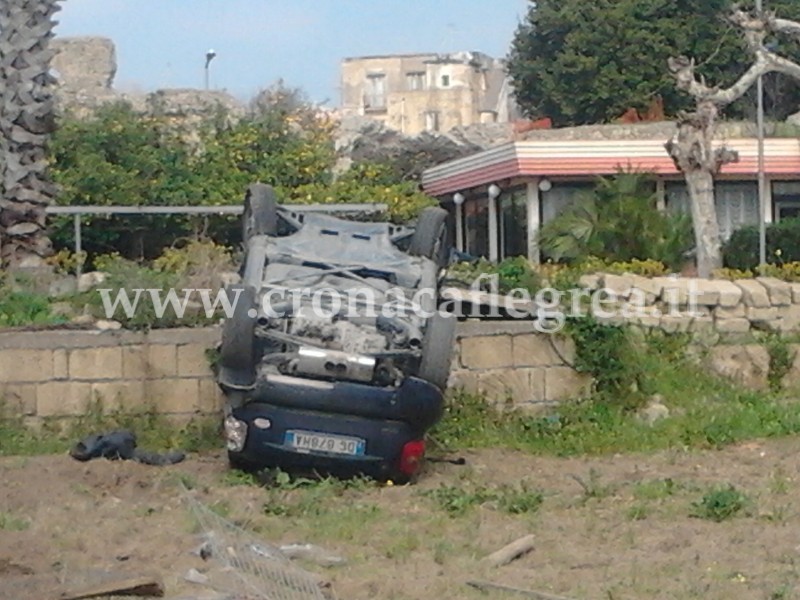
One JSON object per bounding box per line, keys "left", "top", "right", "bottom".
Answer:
{"left": 488, "top": 194, "right": 498, "bottom": 262}
{"left": 526, "top": 180, "right": 541, "bottom": 264}
{"left": 765, "top": 177, "right": 774, "bottom": 223}
{"left": 656, "top": 178, "right": 666, "bottom": 212}
{"left": 455, "top": 202, "right": 464, "bottom": 251}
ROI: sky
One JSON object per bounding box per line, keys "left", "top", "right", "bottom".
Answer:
{"left": 54, "top": 0, "right": 530, "bottom": 106}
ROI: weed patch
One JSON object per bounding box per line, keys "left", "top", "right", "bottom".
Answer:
{"left": 0, "top": 511, "right": 29, "bottom": 531}
{"left": 691, "top": 485, "right": 750, "bottom": 522}
{"left": 423, "top": 481, "right": 543, "bottom": 517}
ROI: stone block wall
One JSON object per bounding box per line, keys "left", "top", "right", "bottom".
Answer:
{"left": 447, "top": 321, "right": 591, "bottom": 411}
{"left": 580, "top": 273, "right": 800, "bottom": 337}
{"left": 0, "top": 328, "right": 223, "bottom": 421}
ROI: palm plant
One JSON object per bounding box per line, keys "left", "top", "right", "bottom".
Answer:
{"left": 538, "top": 170, "right": 693, "bottom": 270}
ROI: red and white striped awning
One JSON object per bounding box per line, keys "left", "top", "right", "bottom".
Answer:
{"left": 421, "top": 138, "right": 800, "bottom": 197}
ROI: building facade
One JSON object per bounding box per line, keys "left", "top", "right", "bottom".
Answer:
{"left": 420, "top": 135, "right": 800, "bottom": 263}
{"left": 340, "top": 51, "right": 516, "bottom": 135}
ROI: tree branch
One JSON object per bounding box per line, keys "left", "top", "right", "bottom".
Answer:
{"left": 770, "top": 17, "right": 800, "bottom": 41}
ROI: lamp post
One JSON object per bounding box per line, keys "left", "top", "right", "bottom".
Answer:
{"left": 204, "top": 49, "right": 216, "bottom": 90}
{"left": 757, "top": 0, "right": 767, "bottom": 271}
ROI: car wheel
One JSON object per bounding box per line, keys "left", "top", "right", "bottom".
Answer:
{"left": 242, "top": 183, "right": 278, "bottom": 243}
{"left": 408, "top": 206, "right": 450, "bottom": 268}
{"left": 418, "top": 310, "right": 457, "bottom": 390}
{"left": 219, "top": 284, "right": 257, "bottom": 371}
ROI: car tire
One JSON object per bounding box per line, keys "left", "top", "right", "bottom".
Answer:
{"left": 418, "top": 310, "right": 456, "bottom": 390}
{"left": 242, "top": 183, "right": 279, "bottom": 243}
{"left": 408, "top": 206, "right": 450, "bottom": 268}
{"left": 219, "top": 284, "right": 257, "bottom": 371}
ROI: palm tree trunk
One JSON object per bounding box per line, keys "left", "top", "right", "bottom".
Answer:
{"left": 0, "top": 0, "right": 61, "bottom": 269}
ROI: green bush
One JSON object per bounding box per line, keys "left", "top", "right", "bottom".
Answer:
{"left": 691, "top": 485, "right": 750, "bottom": 522}
{"left": 723, "top": 219, "right": 800, "bottom": 271}
{"left": 0, "top": 288, "right": 66, "bottom": 328}
{"left": 447, "top": 256, "right": 543, "bottom": 294}
{"left": 538, "top": 170, "right": 693, "bottom": 269}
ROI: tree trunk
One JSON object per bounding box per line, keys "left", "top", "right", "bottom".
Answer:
{"left": 684, "top": 169, "right": 721, "bottom": 277}
{"left": 0, "top": 0, "right": 61, "bottom": 269}
{"left": 664, "top": 101, "right": 736, "bottom": 278}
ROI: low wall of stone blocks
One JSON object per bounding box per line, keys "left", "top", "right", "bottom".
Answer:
{"left": 585, "top": 273, "right": 800, "bottom": 337}
{"left": 0, "top": 328, "right": 223, "bottom": 421}
{"left": 447, "top": 321, "right": 591, "bottom": 411}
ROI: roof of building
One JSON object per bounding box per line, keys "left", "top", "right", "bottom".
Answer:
{"left": 421, "top": 124, "right": 800, "bottom": 196}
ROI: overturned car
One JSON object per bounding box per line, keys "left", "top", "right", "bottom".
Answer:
{"left": 217, "top": 183, "right": 456, "bottom": 483}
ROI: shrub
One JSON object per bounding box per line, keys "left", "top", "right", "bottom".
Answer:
{"left": 0, "top": 286, "right": 66, "bottom": 328}
{"left": 691, "top": 485, "right": 750, "bottom": 522}
{"left": 538, "top": 170, "right": 693, "bottom": 269}
{"left": 723, "top": 219, "right": 800, "bottom": 271}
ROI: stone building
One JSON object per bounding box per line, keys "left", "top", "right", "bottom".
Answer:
{"left": 340, "top": 51, "right": 517, "bottom": 135}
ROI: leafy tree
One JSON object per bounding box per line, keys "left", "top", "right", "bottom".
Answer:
{"left": 538, "top": 170, "right": 693, "bottom": 269}
{"left": 49, "top": 97, "right": 436, "bottom": 261}
{"left": 507, "top": 0, "right": 800, "bottom": 126}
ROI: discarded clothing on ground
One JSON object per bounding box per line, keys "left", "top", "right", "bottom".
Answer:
{"left": 69, "top": 429, "right": 186, "bottom": 466}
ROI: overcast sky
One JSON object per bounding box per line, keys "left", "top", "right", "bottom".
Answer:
{"left": 55, "top": 0, "right": 529, "bottom": 106}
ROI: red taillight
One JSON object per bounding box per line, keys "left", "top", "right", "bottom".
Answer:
{"left": 398, "top": 439, "right": 426, "bottom": 476}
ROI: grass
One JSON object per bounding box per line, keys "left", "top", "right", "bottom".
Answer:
{"left": 432, "top": 330, "right": 800, "bottom": 458}
{"left": 0, "top": 399, "right": 222, "bottom": 457}
{"left": 0, "top": 511, "right": 29, "bottom": 531}
{"left": 422, "top": 481, "right": 543, "bottom": 517}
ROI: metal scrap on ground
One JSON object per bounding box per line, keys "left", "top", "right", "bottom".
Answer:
{"left": 182, "top": 487, "right": 333, "bottom": 600}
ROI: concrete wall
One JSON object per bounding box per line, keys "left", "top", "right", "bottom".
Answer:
{"left": 0, "top": 328, "right": 223, "bottom": 421}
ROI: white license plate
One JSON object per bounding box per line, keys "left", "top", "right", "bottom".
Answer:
{"left": 285, "top": 430, "right": 366, "bottom": 456}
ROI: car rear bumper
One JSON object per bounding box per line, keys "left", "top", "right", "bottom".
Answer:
{"left": 226, "top": 401, "right": 420, "bottom": 481}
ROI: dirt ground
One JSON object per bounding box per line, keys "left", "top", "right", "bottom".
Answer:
{"left": 2, "top": 438, "right": 800, "bottom": 600}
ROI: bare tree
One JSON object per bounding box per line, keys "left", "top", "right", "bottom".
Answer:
{"left": 0, "top": 0, "right": 61, "bottom": 269}
{"left": 666, "top": 7, "right": 800, "bottom": 277}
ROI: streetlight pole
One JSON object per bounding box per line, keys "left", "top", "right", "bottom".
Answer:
{"left": 204, "top": 49, "right": 216, "bottom": 90}
{"left": 757, "top": 0, "right": 767, "bottom": 271}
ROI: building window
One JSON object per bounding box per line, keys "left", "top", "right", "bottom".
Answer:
{"left": 773, "top": 181, "right": 800, "bottom": 222}
{"left": 540, "top": 182, "right": 594, "bottom": 224}
{"left": 499, "top": 189, "right": 528, "bottom": 260}
{"left": 425, "top": 111, "right": 440, "bottom": 132}
{"left": 666, "top": 180, "right": 758, "bottom": 241}
{"left": 441, "top": 74, "right": 450, "bottom": 87}
{"left": 364, "top": 74, "right": 386, "bottom": 111}
{"left": 463, "top": 198, "right": 489, "bottom": 258}
{"left": 406, "top": 71, "right": 425, "bottom": 91}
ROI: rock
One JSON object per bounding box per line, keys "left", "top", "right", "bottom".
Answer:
{"left": 71, "top": 314, "right": 95, "bottom": 326}
{"left": 637, "top": 395, "right": 670, "bottom": 426}
{"left": 735, "top": 279, "right": 771, "bottom": 308}
{"left": 48, "top": 276, "right": 77, "bottom": 298}
{"left": 183, "top": 568, "right": 209, "bottom": 585}
{"left": 50, "top": 301, "right": 77, "bottom": 319}
{"left": 77, "top": 271, "right": 107, "bottom": 293}
{"left": 219, "top": 271, "right": 241, "bottom": 287}
{"left": 95, "top": 319, "right": 122, "bottom": 330}
{"left": 6, "top": 223, "right": 40, "bottom": 236}
{"left": 279, "top": 543, "right": 347, "bottom": 567}
{"left": 707, "top": 345, "right": 770, "bottom": 390}
{"left": 756, "top": 277, "right": 792, "bottom": 306}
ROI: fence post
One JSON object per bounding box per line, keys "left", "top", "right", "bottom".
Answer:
{"left": 74, "top": 214, "right": 82, "bottom": 279}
